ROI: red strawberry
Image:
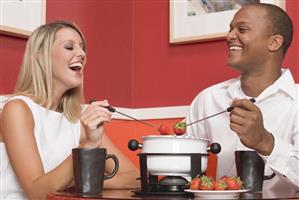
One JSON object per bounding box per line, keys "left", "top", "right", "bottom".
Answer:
{"left": 158, "top": 124, "right": 170, "bottom": 135}
{"left": 173, "top": 122, "right": 187, "bottom": 135}
{"left": 199, "top": 175, "right": 214, "bottom": 190}
{"left": 214, "top": 180, "right": 228, "bottom": 190}
{"left": 225, "top": 176, "right": 243, "bottom": 190}
{"left": 190, "top": 177, "right": 201, "bottom": 190}
{"left": 220, "top": 175, "right": 229, "bottom": 182}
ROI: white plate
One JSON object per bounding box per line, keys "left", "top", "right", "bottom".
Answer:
{"left": 185, "top": 189, "right": 249, "bottom": 199}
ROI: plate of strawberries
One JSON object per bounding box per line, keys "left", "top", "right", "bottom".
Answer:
{"left": 185, "top": 175, "right": 248, "bottom": 199}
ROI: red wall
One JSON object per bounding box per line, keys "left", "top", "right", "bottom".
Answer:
{"left": 133, "top": 1, "right": 234, "bottom": 107}
{"left": 1, "top": 0, "right": 298, "bottom": 107}
{"left": 46, "top": 0, "right": 134, "bottom": 107}
{"left": 133, "top": 0, "right": 299, "bottom": 107}
{"left": 0, "top": 35, "right": 26, "bottom": 94}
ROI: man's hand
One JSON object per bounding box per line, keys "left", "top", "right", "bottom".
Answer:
{"left": 229, "top": 99, "right": 274, "bottom": 155}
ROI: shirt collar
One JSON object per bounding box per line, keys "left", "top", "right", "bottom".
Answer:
{"left": 260, "top": 68, "right": 297, "bottom": 100}
{"left": 227, "top": 76, "right": 242, "bottom": 99}
{"left": 226, "top": 68, "right": 297, "bottom": 101}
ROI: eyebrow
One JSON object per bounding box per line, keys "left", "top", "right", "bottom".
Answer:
{"left": 230, "top": 21, "right": 250, "bottom": 27}
{"left": 60, "top": 40, "right": 84, "bottom": 46}
{"left": 61, "top": 39, "right": 81, "bottom": 43}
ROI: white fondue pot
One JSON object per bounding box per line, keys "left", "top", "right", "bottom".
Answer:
{"left": 128, "top": 135, "right": 221, "bottom": 177}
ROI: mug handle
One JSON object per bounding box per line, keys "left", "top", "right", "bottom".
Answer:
{"left": 264, "top": 172, "right": 275, "bottom": 180}
{"left": 104, "top": 154, "right": 119, "bottom": 180}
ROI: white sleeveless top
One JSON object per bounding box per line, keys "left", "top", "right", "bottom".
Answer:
{"left": 0, "top": 96, "right": 81, "bottom": 199}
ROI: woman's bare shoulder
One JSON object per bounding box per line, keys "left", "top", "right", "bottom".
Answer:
{"left": 1, "top": 99, "right": 34, "bottom": 129}
{"left": 2, "top": 99, "right": 32, "bottom": 114}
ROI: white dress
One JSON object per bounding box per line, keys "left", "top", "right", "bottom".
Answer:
{"left": 0, "top": 95, "right": 81, "bottom": 199}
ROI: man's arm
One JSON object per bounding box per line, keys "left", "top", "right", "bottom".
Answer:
{"left": 230, "top": 98, "right": 299, "bottom": 190}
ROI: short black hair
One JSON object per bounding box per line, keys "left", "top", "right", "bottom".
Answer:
{"left": 251, "top": 3, "right": 293, "bottom": 55}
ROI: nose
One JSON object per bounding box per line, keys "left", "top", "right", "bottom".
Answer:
{"left": 227, "top": 29, "right": 237, "bottom": 42}
{"left": 75, "top": 47, "right": 86, "bottom": 58}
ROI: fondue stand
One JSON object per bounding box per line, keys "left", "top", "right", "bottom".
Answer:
{"left": 128, "top": 139, "right": 221, "bottom": 196}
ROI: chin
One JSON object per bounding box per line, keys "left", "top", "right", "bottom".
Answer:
{"left": 227, "top": 61, "right": 237, "bottom": 69}
{"left": 227, "top": 59, "right": 243, "bottom": 70}
{"left": 68, "top": 81, "right": 82, "bottom": 90}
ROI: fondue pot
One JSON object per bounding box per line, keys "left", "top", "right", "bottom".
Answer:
{"left": 128, "top": 135, "right": 221, "bottom": 177}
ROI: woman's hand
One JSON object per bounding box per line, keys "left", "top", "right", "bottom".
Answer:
{"left": 80, "top": 100, "right": 112, "bottom": 147}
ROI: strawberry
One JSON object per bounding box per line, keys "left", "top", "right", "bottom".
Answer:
{"left": 190, "top": 177, "right": 201, "bottom": 190}
{"left": 199, "top": 175, "right": 214, "bottom": 190}
{"left": 158, "top": 124, "right": 170, "bottom": 135}
{"left": 220, "top": 175, "right": 229, "bottom": 182}
{"left": 225, "top": 176, "right": 243, "bottom": 190}
{"left": 173, "top": 122, "right": 187, "bottom": 135}
{"left": 214, "top": 180, "right": 228, "bottom": 190}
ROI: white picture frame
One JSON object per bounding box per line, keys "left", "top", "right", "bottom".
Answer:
{"left": 0, "top": 0, "right": 46, "bottom": 38}
{"left": 169, "top": 0, "right": 286, "bottom": 44}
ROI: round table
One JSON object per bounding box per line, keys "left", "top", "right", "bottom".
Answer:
{"left": 47, "top": 188, "right": 299, "bottom": 200}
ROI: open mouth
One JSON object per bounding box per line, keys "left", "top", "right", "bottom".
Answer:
{"left": 229, "top": 46, "right": 243, "bottom": 51}
{"left": 69, "top": 62, "right": 83, "bottom": 71}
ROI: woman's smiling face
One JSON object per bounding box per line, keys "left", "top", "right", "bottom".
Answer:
{"left": 51, "top": 27, "right": 86, "bottom": 92}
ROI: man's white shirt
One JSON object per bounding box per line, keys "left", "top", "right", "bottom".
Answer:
{"left": 186, "top": 68, "right": 299, "bottom": 194}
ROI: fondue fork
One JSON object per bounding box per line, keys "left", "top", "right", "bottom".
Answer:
{"left": 186, "top": 98, "right": 255, "bottom": 127}
{"left": 104, "top": 106, "right": 157, "bottom": 129}
{"left": 89, "top": 100, "right": 157, "bottom": 129}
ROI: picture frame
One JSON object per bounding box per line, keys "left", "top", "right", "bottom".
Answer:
{"left": 169, "top": 0, "right": 285, "bottom": 44}
{"left": 0, "top": 0, "right": 46, "bottom": 38}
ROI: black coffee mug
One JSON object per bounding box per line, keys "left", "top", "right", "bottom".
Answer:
{"left": 235, "top": 150, "right": 275, "bottom": 192}
{"left": 72, "top": 148, "right": 119, "bottom": 195}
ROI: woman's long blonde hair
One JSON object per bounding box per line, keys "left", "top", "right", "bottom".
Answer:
{"left": 15, "top": 21, "right": 86, "bottom": 123}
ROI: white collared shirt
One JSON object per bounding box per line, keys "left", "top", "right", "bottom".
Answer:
{"left": 186, "top": 68, "right": 299, "bottom": 194}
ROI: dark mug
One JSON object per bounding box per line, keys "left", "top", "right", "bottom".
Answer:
{"left": 239, "top": 192, "right": 263, "bottom": 199}
{"left": 72, "top": 148, "right": 119, "bottom": 195}
{"left": 235, "top": 150, "right": 275, "bottom": 192}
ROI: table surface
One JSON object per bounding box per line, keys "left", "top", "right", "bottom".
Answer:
{"left": 47, "top": 189, "right": 299, "bottom": 200}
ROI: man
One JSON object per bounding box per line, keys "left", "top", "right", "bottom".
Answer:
{"left": 186, "top": 3, "right": 299, "bottom": 194}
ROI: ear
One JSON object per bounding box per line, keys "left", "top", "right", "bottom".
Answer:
{"left": 268, "top": 34, "right": 283, "bottom": 52}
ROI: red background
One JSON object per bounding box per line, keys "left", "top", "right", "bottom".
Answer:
{"left": 1, "top": 0, "right": 298, "bottom": 107}
{"left": 1, "top": 0, "right": 298, "bottom": 176}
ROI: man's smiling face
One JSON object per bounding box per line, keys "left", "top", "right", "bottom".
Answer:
{"left": 226, "top": 5, "right": 272, "bottom": 72}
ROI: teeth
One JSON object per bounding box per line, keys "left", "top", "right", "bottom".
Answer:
{"left": 229, "top": 46, "right": 242, "bottom": 51}
{"left": 69, "top": 62, "right": 83, "bottom": 68}
{"left": 69, "top": 62, "right": 83, "bottom": 71}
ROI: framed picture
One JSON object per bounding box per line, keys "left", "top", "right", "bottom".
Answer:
{"left": 0, "top": 0, "right": 46, "bottom": 38}
{"left": 169, "top": 0, "right": 285, "bottom": 44}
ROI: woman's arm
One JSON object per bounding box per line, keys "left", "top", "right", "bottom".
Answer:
{"left": 1, "top": 99, "right": 112, "bottom": 199}
{"left": 101, "top": 134, "right": 140, "bottom": 189}
{"left": 1, "top": 100, "right": 74, "bottom": 199}
{"left": 79, "top": 101, "right": 140, "bottom": 189}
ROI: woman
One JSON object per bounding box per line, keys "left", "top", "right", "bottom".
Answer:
{"left": 0, "top": 21, "right": 139, "bottom": 199}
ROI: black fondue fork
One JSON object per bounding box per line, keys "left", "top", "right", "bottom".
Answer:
{"left": 89, "top": 100, "right": 157, "bottom": 129}
{"left": 89, "top": 98, "right": 255, "bottom": 129}
{"left": 186, "top": 98, "right": 255, "bottom": 127}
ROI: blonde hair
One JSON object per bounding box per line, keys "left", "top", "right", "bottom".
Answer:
{"left": 15, "top": 21, "right": 86, "bottom": 122}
